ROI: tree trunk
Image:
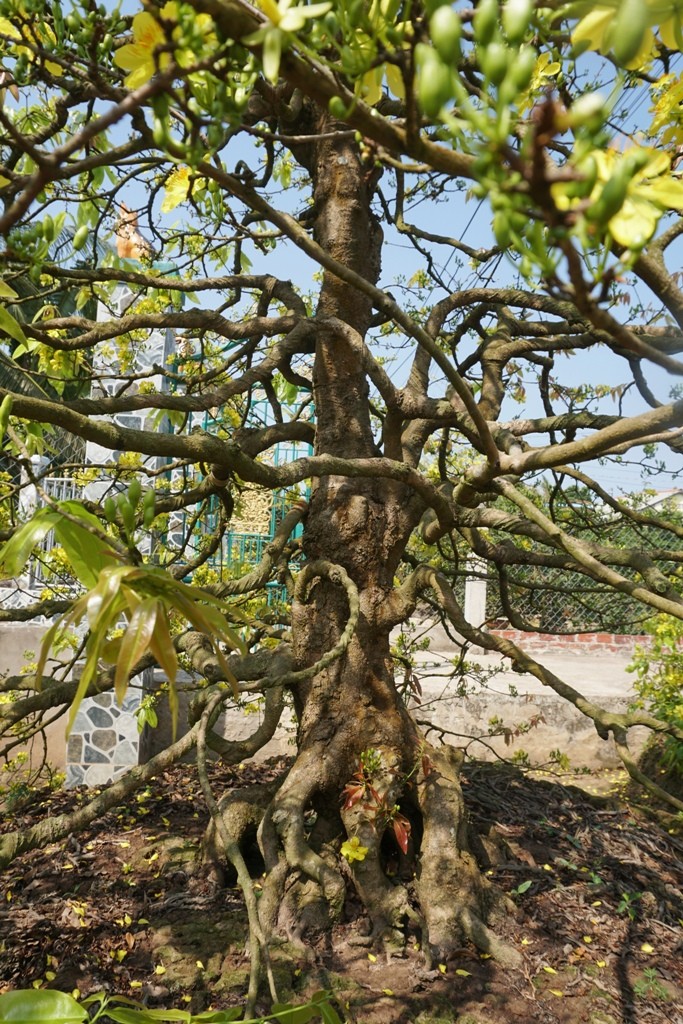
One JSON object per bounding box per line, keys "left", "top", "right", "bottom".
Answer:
{"left": 258, "top": 108, "right": 518, "bottom": 965}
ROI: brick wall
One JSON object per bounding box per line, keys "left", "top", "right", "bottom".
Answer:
{"left": 489, "top": 630, "right": 649, "bottom": 655}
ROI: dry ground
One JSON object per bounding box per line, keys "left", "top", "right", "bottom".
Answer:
{"left": 1, "top": 758, "right": 682, "bottom": 1024}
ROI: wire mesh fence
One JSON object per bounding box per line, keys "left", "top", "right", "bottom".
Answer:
{"left": 484, "top": 517, "right": 682, "bottom": 635}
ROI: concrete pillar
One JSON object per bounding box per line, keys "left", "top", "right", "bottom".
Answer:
{"left": 464, "top": 556, "right": 488, "bottom": 629}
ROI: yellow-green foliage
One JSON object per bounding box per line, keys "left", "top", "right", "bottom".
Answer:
{"left": 629, "top": 616, "right": 683, "bottom": 775}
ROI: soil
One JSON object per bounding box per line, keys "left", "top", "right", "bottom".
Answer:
{"left": 1, "top": 759, "right": 682, "bottom": 1024}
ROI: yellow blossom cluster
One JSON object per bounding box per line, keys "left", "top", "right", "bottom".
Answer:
{"left": 113, "top": 1, "right": 216, "bottom": 89}
{"left": 0, "top": 15, "right": 62, "bottom": 76}
{"left": 571, "top": 1, "right": 682, "bottom": 69}
{"left": 650, "top": 72, "right": 683, "bottom": 147}
{"left": 553, "top": 146, "right": 683, "bottom": 250}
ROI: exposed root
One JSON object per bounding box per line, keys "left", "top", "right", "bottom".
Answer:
{"left": 196, "top": 694, "right": 278, "bottom": 1014}
{"left": 342, "top": 837, "right": 421, "bottom": 955}
{"left": 415, "top": 744, "right": 522, "bottom": 968}
{"left": 456, "top": 907, "right": 522, "bottom": 969}
{"left": 201, "top": 775, "right": 284, "bottom": 886}
{"left": 341, "top": 745, "right": 424, "bottom": 955}
{"left": 258, "top": 749, "right": 345, "bottom": 943}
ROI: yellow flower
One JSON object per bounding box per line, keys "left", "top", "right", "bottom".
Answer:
{"left": 554, "top": 145, "right": 683, "bottom": 250}
{"left": 573, "top": 7, "right": 655, "bottom": 68}
{"left": 256, "top": 0, "right": 331, "bottom": 32}
{"left": 114, "top": 2, "right": 177, "bottom": 90}
{"left": 570, "top": 0, "right": 682, "bottom": 69}
{"left": 529, "top": 52, "right": 562, "bottom": 91}
{"left": 0, "top": 18, "right": 23, "bottom": 47}
{"left": 161, "top": 166, "right": 205, "bottom": 212}
{"left": 649, "top": 72, "right": 683, "bottom": 146}
{"left": 340, "top": 836, "right": 368, "bottom": 863}
{"left": 358, "top": 65, "right": 383, "bottom": 105}
{"left": 357, "top": 61, "right": 405, "bottom": 104}
{"left": 0, "top": 16, "right": 62, "bottom": 76}
{"left": 244, "top": 0, "right": 331, "bottom": 84}
{"left": 600, "top": 148, "right": 683, "bottom": 248}
{"left": 659, "top": 13, "right": 683, "bottom": 50}
{"left": 517, "top": 52, "right": 561, "bottom": 114}
{"left": 175, "top": 12, "right": 216, "bottom": 70}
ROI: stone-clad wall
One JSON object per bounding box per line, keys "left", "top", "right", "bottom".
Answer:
{"left": 65, "top": 687, "right": 143, "bottom": 788}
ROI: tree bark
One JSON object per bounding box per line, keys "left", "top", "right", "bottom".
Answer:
{"left": 257, "top": 107, "right": 518, "bottom": 963}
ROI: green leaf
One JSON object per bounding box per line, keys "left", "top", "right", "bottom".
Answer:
{"left": 0, "top": 394, "right": 13, "bottom": 447}
{"left": 34, "top": 601, "right": 83, "bottom": 686}
{"left": 281, "top": 380, "right": 299, "bottom": 405}
{"left": 190, "top": 1011, "right": 243, "bottom": 1023}
{"left": 0, "top": 280, "right": 18, "bottom": 300}
{"left": 317, "top": 1001, "right": 341, "bottom": 1024}
{"left": 148, "top": 606, "right": 179, "bottom": 685}
{"left": 105, "top": 1010, "right": 191, "bottom": 1024}
{"left": 101, "top": 636, "right": 124, "bottom": 663}
{"left": 262, "top": 27, "right": 282, "bottom": 84}
{"left": 79, "top": 992, "right": 108, "bottom": 1008}
{"left": 0, "top": 305, "right": 27, "bottom": 345}
{"left": 66, "top": 586, "right": 127, "bottom": 734}
{"left": 0, "top": 502, "right": 117, "bottom": 587}
{"left": 139, "top": 1013, "right": 192, "bottom": 1023}
{"left": 84, "top": 569, "right": 124, "bottom": 632}
{"left": 52, "top": 501, "right": 119, "bottom": 587}
{"left": 270, "top": 1003, "right": 317, "bottom": 1024}
{"left": 0, "top": 990, "right": 87, "bottom": 1024}
{"left": 194, "top": 603, "right": 246, "bottom": 653}
{"left": 0, "top": 508, "right": 62, "bottom": 578}
{"left": 114, "top": 598, "right": 158, "bottom": 704}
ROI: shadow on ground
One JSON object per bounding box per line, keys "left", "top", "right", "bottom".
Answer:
{"left": 1, "top": 758, "right": 681, "bottom": 1024}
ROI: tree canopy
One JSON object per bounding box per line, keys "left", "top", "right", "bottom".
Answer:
{"left": 2, "top": 0, "right": 683, "bottom": 1004}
